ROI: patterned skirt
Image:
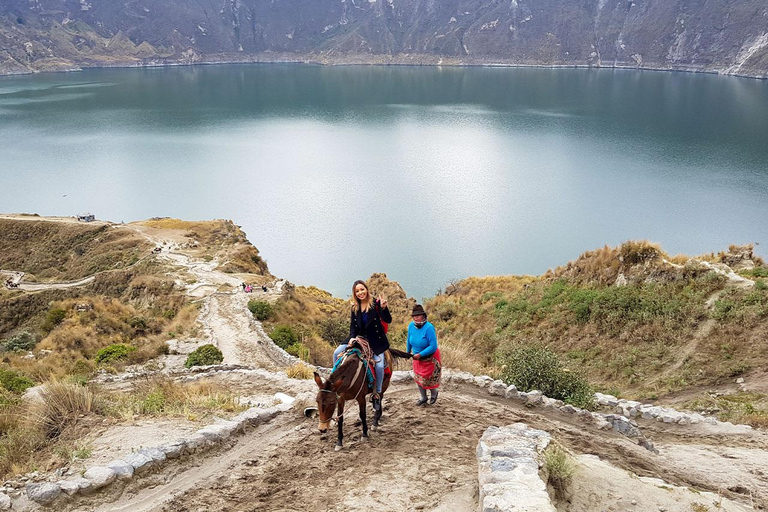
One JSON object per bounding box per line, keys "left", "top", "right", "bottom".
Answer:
{"left": 413, "top": 349, "right": 441, "bottom": 390}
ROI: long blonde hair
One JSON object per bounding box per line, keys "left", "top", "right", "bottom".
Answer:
{"left": 351, "top": 279, "right": 373, "bottom": 312}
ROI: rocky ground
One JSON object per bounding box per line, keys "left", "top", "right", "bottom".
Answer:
{"left": 2, "top": 216, "right": 767, "bottom": 511}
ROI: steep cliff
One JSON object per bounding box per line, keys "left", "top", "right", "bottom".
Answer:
{"left": 1, "top": 0, "right": 767, "bottom": 77}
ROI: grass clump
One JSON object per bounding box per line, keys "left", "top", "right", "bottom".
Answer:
{"left": 545, "top": 445, "right": 575, "bottom": 501}
{"left": 247, "top": 300, "right": 273, "bottom": 321}
{"left": 35, "top": 381, "right": 94, "bottom": 438}
{"left": 95, "top": 343, "right": 136, "bottom": 364}
{"left": 496, "top": 344, "right": 595, "bottom": 409}
{"left": 184, "top": 344, "right": 223, "bottom": 367}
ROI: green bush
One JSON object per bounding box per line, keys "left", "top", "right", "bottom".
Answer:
{"left": 184, "top": 344, "right": 223, "bottom": 367}
{"left": 270, "top": 325, "right": 298, "bottom": 350}
{"left": 496, "top": 344, "right": 595, "bottom": 409}
{"left": 41, "top": 307, "right": 67, "bottom": 332}
{"left": 247, "top": 300, "right": 273, "bottom": 321}
{"left": 319, "top": 317, "right": 348, "bottom": 345}
{"left": 3, "top": 331, "right": 37, "bottom": 352}
{"left": 95, "top": 343, "right": 136, "bottom": 364}
{"left": 0, "top": 370, "right": 35, "bottom": 394}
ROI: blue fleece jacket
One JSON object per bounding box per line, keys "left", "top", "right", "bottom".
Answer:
{"left": 406, "top": 321, "right": 437, "bottom": 358}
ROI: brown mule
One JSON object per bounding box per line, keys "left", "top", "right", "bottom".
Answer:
{"left": 314, "top": 349, "right": 409, "bottom": 450}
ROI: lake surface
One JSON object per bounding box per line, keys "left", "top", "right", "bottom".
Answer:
{"left": 1, "top": 65, "right": 767, "bottom": 299}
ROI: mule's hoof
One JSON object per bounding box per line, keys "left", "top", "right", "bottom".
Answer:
{"left": 334, "top": 444, "right": 343, "bottom": 452}
{"left": 371, "top": 424, "right": 378, "bottom": 432}
{"left": 361, "top": 436, "right": 369, "bottom": 442}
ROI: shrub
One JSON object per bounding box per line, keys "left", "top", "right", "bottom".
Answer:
{"left": 41, "top": 307, "right": 67, "bottom": 332}
{"left": 0, "top": 370, "right": 35, "bottom": 394}
{"left": 496, "top": 344, "right": 595, "bottom": 409}
{"left": 319, "top": 317, "right": 348, "bottom": 345}
{"left": 184, "top": 344, "right": 223, "bottom": 367}
{"left": 270, "top": 325, "right": 298, "bottom": 350}
{"left": 247, "top": 300, "right": 273, "bottom": 321}
{"left": 95, "top": 343, "right": 136, "bottom": 364}
{"left": 3, "top": 331, "right": 37, "bottom": 352}
{"left": 286, "top": 342, "right": 310, "bottom": 361}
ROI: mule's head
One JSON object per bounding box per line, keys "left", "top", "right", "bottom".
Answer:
{"left": 314, "top": 372, "right": 343, "bottom": 433}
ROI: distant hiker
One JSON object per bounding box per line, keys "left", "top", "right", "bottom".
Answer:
{"left": 241, "top": 282, "right": 246, "bottom": 291}
{"left": 349, "top": 279, "right": 391, "bottom": 412}
{"left": 407, "top": 304, "right": 441, "bottom": 406}
{"left": 262, "top": 285, "right": 267, "bottom": 292}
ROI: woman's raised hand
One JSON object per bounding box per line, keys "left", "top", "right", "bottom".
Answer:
{"left": 379, "top": 295, "right": 388, "bottom": 309}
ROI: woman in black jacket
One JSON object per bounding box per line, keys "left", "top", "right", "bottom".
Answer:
{"left": 349, "top": 279, "right": 391, "bottom": 410}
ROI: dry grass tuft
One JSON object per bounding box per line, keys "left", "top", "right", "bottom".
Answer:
{"left": 33, "top": 381, "right": 94, "bottom": 438}
{"left": 545, "top": 444, "right": 575, "bottom": 501}
{"left": 285, "top": 362, "right": 315, "bottom": 380}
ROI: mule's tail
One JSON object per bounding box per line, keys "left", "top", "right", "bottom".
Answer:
{"left": 388, "top": 347, "right": 412, "bottom": 359}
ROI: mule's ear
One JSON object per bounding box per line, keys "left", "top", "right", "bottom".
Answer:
{"left": 331, "top": 377, "right": 344, "bottom": 390}
{"left": 313, "top": 372, "right": 323, "bottom": 388}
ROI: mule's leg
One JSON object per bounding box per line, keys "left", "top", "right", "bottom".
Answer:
{"left": 359, "top": 397, "right": 368, "bottom": 440}
{"left": 373, "top": 393, "right": 383, "bottom": 429}
{"left": 335, "top": 399, "right": 345, "bottom": 451}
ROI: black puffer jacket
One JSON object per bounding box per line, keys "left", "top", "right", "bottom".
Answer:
{"left": 349, "top": 299, "right": 392, "bottom": 355}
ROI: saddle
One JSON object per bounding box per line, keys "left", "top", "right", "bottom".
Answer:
{"left": 336, "top": 338, "right": 392, "bottom": 391}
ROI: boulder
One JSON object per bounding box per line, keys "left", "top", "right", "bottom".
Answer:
{"left": 488, "top": 380, "right": 507, "bottom": 396}
{"left": 26, "top": 482, "right": 61, "bottom": 505}
{"left": 83, "top": 467, "right": 117, "bottom": 490}
{"left": 105, "top": 460, "right": 134, "bottom": 480}
{"left": 504, "top": 385, "right": 518, "bottom": 399}
{"left": 124, "top": 452, "right": 154, "bottom": 474}
{"left": 159, "top": 440, "right": 185, "bottom": 459}
{"left": 0, "top": 493, "right": 10, "bottom": 510}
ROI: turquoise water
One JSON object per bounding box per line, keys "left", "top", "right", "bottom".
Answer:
{"left": 1, "top": 65, "right": 767, "bottom": 298}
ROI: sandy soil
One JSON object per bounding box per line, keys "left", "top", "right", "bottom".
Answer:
{"left": 60, "top": 383, "right": 765, "bottom": 512}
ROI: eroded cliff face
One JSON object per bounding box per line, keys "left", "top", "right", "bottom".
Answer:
{"left": 1, "top": 0, "right": 767, "bottom": 77}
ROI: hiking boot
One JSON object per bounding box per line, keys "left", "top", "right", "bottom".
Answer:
{"left": 429, "top": 395, "right": 438, "bottom": 405}
{"left": 416, "top": 398, "right": 428, "bottom": 407}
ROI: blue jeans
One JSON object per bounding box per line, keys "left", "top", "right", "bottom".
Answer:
{"left": 333, "top": 345, "right": 384, "bottom": 393}
{"left": 333, "top": 344, "right": 347, "bottom": 363}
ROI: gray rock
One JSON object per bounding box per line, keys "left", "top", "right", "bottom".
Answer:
{"left": 159, "top": 440, "right": 185, "bottom": 459}
{"left": 0, "top": 493, "right": 10, "bottom": 510}
{"left": 559, "top": 404, "right": 577, "bottom": 414}
{"left": 524, "top": 390, "right": 543, "bottom": 406}
{"left": 106, "top": 460, "right": 134, "bottom": 480}
{"left": 232, "top": 408, "right": 262, "bottom": 426}
{"left": 83, "top": 467, "right": 117, "bottom": 489}
{"left": 139, "top": 447, "right": 168, "bottom": 463}
{"left": 26, "top": 482, "right": 61, "bottom": 505}
{"left": 504, "top": 385, "right": 518, "bottom": 399}
{"left": 184, "top": 433, "right": 211, "bottom": 453}
{"left": 124, "top": 452, "right": 154, "bottom": 474}
{"left": 488, "top": 380, "right": 507, "bottom": 396}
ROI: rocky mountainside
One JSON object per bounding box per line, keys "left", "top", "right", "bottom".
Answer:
{"left": 1, "top": 0, "right": 767, "bottom": 77}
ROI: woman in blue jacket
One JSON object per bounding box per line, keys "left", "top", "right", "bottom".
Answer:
{"left": 407, "top": 304, "right": 441, "bottom": 405}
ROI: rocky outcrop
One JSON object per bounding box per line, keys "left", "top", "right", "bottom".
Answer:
{"left": 1, "top": 0, "right": 767, "bottom": 77}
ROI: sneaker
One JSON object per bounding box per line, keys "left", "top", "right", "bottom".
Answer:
{"left": 429, "top": 396, "right": 438, "bottom": 405}
{"left": 371, "top": 393, "right": 381, "bottom": 411}
{"left": 416, "top": 398, "right": 428, "bottom": 407}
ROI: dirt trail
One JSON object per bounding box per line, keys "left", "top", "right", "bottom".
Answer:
{"left": 652, "top": 263, "right": 756, "bottom": 385}
{"left": 70, "top": 385, "right": 767, "bottom": 512}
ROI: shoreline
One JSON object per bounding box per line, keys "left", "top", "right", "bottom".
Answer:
{"left": 1, "top": 52, "right": 767, "bottom": 81}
